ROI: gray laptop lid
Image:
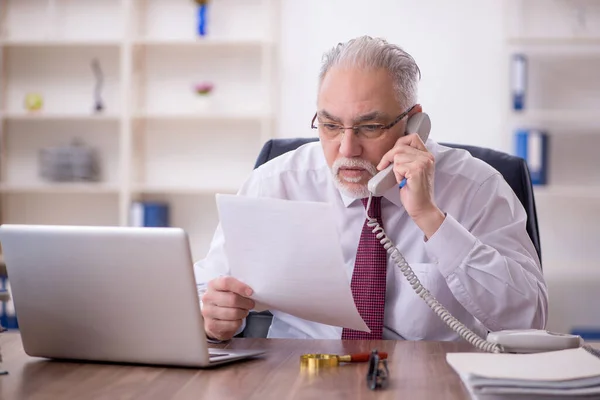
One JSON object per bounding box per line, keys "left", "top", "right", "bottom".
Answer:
{"left": 0, "top": 224, "right": 214, "bottom": 367}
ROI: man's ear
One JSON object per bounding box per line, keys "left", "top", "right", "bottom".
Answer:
{"left": 402, "top": 104, "right": 423, "bottom": 136}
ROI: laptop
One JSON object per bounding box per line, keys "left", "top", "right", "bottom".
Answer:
{"left": 0, "top": 224, "right": 265, "bottom": 367}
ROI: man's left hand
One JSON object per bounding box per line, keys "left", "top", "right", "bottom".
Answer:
{"left": 377, "top": 133, "right": 445, "bottom": 239}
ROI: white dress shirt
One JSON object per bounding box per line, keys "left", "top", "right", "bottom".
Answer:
{"left": 194, "top": 139, "right": 548, "bottom": 341}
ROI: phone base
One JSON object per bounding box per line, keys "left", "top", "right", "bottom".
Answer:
{"left": 486, "top": 329, "right": 582, "bottom": 353}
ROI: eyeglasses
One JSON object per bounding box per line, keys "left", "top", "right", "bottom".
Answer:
{"left": 366, "top": 349, "right": 389, "bottom": 390}
{"left": 311, "top": 104, "right": 416, "bottom": 141}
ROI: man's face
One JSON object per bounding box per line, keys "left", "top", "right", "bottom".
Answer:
{"left": 317, "top": 67, "right": 407, "bottom": 198}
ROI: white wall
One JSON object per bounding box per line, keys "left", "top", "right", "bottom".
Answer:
{"left": 278, "top": 0, "right": 510, "bottom": 152}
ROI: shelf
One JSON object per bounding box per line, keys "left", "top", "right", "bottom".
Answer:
{"left": 0, "top": 39, "right": 121, "bottom": 48}
{"left": 133, "top": 38, "right": 272, "bottom": 49}
{"left": 510, "top": 110, "right": 599, "bottom": 129}
{"left": 541, "top": 259, "right": 600, "bottom": 278}
{"left": 534, "top": 185, "right": 600, "bottom": 199}
{"left": 508, "top": 37, "right": 600, "bottom": 45}
{"left": 0, "top": 183, "right": 120, "bottom": 194}
{"left": 133, "top": 112, "right": 271, "bottom": 123}
{"left": 507, "top": 37, "right": 600, "bottom": 54}
{"left": 2, "top": 113, "right": 120, "bottom": 122}
{"left": 0, "top": 0, "right": 278, "bottom": 238}
{"left": 508, "top": 36, "right": 600, "bottom": 46}
{"left": 133, "top": 185, "right": 238, "bottom": 195}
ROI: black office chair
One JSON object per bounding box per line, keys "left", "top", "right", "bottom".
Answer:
{"left": 241, "top": 137, "right": 542, "bottom": 338}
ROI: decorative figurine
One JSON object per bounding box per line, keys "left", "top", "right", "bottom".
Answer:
{"left": 193, "top": 81, "right": 214, "bottom": 96}
{"left": 91, "top": 58, "right": 104, "bottom": 113}
{"left": 192, "top": 81, "right": 214, "bottom": 111}
{"left": 193, "top": 0, "right": 210, "bottom": 37}
{"left": 24, "top": 93, "right": 43, "bottom": 112}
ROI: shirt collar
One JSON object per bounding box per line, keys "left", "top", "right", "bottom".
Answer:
{"left": 338, "top": 183, "right": 404, "bottom": 209}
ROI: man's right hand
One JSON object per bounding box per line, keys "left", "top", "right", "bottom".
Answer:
{"left": 201, "top": 276, "right": 255, "bottom": 341}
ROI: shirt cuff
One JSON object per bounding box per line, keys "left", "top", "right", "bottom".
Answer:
{"left": 424, "top": 213, "right": 477, "bottom": 278}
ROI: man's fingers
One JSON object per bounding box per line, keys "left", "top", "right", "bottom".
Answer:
{"left": 378, "top": 146, "right": 411, "bottom": 170}
{"left": 392, "top": 155, "right": 434, "bottom": 185}
{"left": 208, "top": 276, "right": 253, "bottom": 297}
{"left": 396, "top": 132, "right": 428, "bottom": 151}
{"left": 377, "top": 153, "right": 394, "bottom": 171}
{"left": 378, "top": 143, "right": 430, "bottom": 171}
{"left": 204, "top": 318, "right": 242, "bottom": 341}
{"left": 202, "top": 278, "right": 255, "bottom": 342}
{"left": 202, "top": 303, "right": 250, "bottom": 321}
{"left": 392, "top": 154, "right": 415, "bottom": 168}
{"left": 393, "top": 164, "right": 410, "bottom": 185}
{"left": 203, "top": 290, "right": 255, "bottom": 311}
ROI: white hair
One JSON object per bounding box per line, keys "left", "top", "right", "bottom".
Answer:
{"left": 319, "top": 36, "right": 421, "bottom": 109}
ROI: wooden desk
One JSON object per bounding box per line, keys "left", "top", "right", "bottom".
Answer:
{"left": 0, "top": 332, "right": 473, "bottom": 399}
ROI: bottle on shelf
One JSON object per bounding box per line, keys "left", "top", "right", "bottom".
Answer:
{"left": 194, "top": 0, "right": 210, "bottom": 37}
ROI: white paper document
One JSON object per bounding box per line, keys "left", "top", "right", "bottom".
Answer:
{"left": 447, "top": 347, "right": 600, "bottom": 382}
{"left": 215, "top": 194, "right": 369, "bottom": 332}
{"left": 446, "top": 347, "right": 600, "bottom": 398}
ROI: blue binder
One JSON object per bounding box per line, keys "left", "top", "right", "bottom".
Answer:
{"left": 0, "top": 276, "right": 18, "bottom": 330}
{"left": 511, "top": 54, "right": 528, "bottom": 111}
{"left": 515, "top": 129, "right": 549, "bottom": 185}
{"left": 130, "top": 202, "right": 170, "bottom": 227}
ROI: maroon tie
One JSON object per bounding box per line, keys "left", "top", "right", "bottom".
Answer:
{"left": 342, "top": 197, "right": 388, "bottom": 340}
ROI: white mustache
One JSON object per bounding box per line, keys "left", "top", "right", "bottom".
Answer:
{"left": 332, "top": 158, "right": 378, "bottom": 180}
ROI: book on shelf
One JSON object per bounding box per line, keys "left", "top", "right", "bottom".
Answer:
{"left": 0, "top": 323, "right": 3, "bottom": 375}
{"left": 130, "top": 201, "right": 170, "bottom": 228}
{"left": 515, "top": 129, "right": 549, "bottom": 185}
{"left": 0, "top": 283, "right": 6, "bottom": 375}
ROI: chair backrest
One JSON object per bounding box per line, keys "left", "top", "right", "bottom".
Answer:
{"left": 242, "top": 137, "right": 542, "bottom": 338}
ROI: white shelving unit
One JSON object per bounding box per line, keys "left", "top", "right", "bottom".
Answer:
{"left": 534, "top": 186, "right": 600, "bottom": 200}
{"left": 510, "top": 110, "right": 598, "bottom": 129}
{"left": 504, "top": 0, "right": 600, "bottom": 334}
{"left": 0, "top": 0, "right": 280, "bottom": 260}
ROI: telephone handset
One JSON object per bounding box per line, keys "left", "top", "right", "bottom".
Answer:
{"left": 363, "top": 113, "right": 580, "bottom": 354}
{"left": 367, "top": 112, "right": 431, "bottom": 196}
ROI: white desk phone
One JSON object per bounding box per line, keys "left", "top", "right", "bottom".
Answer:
{"left": 365, "top": 112, "right": 581, "bottom": 354}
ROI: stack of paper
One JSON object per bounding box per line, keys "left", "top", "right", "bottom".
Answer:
{"left": 446, "top": 346, "right": 600, "bottom": 399}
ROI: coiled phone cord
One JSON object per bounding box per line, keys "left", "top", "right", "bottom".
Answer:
{"left": 365, "top": 194, "right": 503, "bottom": 354}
